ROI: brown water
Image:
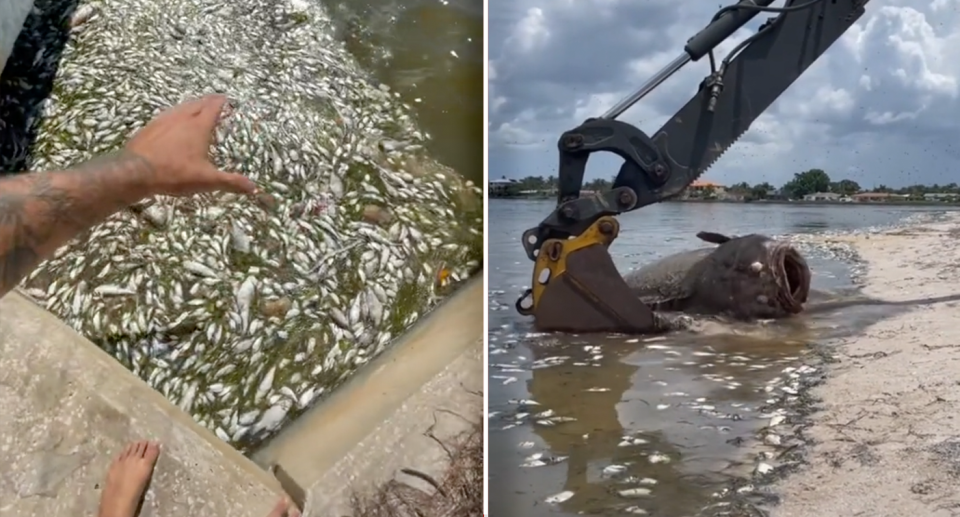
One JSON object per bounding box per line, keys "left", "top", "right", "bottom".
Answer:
{"left": 488, "top": 200, "right": 946, "bottom": 516}
{"left": 326, "top": 0, "right": 484, "bottom": 185}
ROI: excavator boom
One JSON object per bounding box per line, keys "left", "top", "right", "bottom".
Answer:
{"left": 516, "top": 0, "right": 870, "bottom": 333}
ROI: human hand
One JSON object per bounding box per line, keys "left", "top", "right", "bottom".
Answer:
{"left": 125, "top": 94, "right": 257, "bottom": 197}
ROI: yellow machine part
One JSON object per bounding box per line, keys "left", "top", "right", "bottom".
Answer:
{"left": 530, "top": 217, "right": 619, "bottom": 309}
{"left": 521, "top": 216, "right": 657, "bottom": 334}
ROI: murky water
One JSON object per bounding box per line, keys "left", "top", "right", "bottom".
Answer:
{"left": 325, "top": 0, "right": 483, "bottom": 185}
{"left": 488, "top": 200, "right": 950, "bottom": 516}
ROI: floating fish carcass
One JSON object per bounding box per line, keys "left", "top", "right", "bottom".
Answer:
{"left": 7, "top": 0, "right": 482, "bottom": 452}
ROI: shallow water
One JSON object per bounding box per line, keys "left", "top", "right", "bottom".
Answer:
{"left": 325, "top": 0, "right": 483, "bottom": 185}
{"left": 488, "top": 200, "right": 950, "bottom": 516}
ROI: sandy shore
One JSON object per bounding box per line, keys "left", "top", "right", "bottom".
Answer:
{"left": 772, "top": 213, "right": 960, "bottom": 517}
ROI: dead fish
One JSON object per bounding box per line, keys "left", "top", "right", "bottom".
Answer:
{"left": 622, "top": 232, "right": 811, "bottom": 320}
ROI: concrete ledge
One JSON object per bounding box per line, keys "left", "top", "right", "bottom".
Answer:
{"left": 252, "top": 278, "right": 483, "bottom": 515}
{"left": 0, "top": 0, "right": 32, "bottom": 74}
{"left": 0, "top": 292, "right": 284, "bottom": 517}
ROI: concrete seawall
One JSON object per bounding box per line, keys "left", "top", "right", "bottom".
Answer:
{"left": 0, "top": 276, "right": 482, "bottom": 515}
{"left": 0, "top": 292, "right": 284, "bottom": 516}
{"left": 253, "top": 277, "right": 483, "bottom": 515}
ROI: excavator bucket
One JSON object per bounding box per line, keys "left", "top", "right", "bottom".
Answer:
{"left": 516, "top": 216, "right": 657, "bottom": 334}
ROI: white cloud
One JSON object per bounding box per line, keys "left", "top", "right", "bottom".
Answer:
{"left": 491, "top": 122, "right": 539, "bottom": 148}
{"left": 489, "top": 1, "right": 960, "bottom": 189}
{"left": 507, "top": 8, "right": 549, "bottom": 54}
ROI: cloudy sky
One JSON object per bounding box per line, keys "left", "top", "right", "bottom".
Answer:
{"left": 489, "top": 0, "right": 960, "bottom": 189}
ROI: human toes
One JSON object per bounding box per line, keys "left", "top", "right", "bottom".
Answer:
{"left": 118, "top": 442, "right": 138, "bottom": 460}
{"left": 137, "top": 441, "right": 160, "bottom": 464}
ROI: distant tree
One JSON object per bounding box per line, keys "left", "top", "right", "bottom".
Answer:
{"left": 782, "top": 169, "right": 831, "bottom": 199}
{"left": 750, "top": 181, "right": 774, "bottom": 199}
{"left": 902, "top": 183, "right": 927, "bottom": 199}
{"left": 511, "top": 174, "right": 958, "bottom": 201}
{"left": 584, "top": 177, "right": 613, "bottom": 191}
{"left": 514, "top": 175, "right": 556, "bottom": 192}
{"left": 754, "top": 181, "right": 775, "bottom": 191}
{"left": 830, "top": 179, "right": 861, "bottom": 196}
{"left": 545, "top": 176, "right": 558, "bottom": 191}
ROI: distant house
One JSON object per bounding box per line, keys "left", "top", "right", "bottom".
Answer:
{"left": 766, "top": 188, "right": 787, "bottom": 200}
{"left": 684, "top": 180, "right": 725, "bottom": 199}
{"left": 851, "top": 192, "right": 908, "bottom": 202}
{"left": 489, "top": 177, "right": 519, "bottom": 197}
{"left": 719, "top": 190, "right": 745, "bottom": 201}
{"left": 803, "top": 192, "right": 840, "bottom": 201}
{"left": 924, "top": 192, "right": 958, "bottom": 202}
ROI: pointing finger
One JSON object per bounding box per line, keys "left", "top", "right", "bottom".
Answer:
{"left": 198, "top": 94, "right": 229, "bottom": 128}
{"left": 214, "top": 170, "right": 258, "bottom": 195}
{"left": 171, "top": 97, "right": 207, "bottom": 119}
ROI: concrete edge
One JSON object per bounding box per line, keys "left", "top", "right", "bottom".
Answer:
{"left": 307, "top": 341, "right": 482, "bottom": 514}
{"left": 2, "top": 274, "right": 480, "bottom": 516}
{"left": 250, "top": 276, "right": 483, "bottom": 513}
{"left": 3, "top": 291, "right": 285, "bottom": 494}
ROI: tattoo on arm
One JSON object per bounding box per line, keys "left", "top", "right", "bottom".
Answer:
{"left": 0, "top": 152, "right": 156, "bottom": 298}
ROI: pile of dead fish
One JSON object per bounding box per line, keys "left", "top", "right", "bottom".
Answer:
{"left": 4, "top": 0, "right": 481, "bottom": 451}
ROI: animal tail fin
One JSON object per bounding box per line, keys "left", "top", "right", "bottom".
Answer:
{"left": 696, "top": 231, "right": 732, "bottom": 244}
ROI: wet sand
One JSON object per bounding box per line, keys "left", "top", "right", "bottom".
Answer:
{"left": 773, "top": 213, "right": 960, "bottom": 517}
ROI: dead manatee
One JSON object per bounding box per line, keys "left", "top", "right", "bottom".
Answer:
{"left": 622, "top": 232, "right": 812, "bottom": 320}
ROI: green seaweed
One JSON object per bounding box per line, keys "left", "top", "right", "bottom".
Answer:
{"left": 339, "top": 247, "right": 366, "bottom": 294}
{"left": 228, "top": 249, "right": 269, "bottom": 270}
{"left": 389, "top": 281, "right": 428, "bottom": 335}
{"left": 290, "top": 12, "right": 310, "bottom": 25}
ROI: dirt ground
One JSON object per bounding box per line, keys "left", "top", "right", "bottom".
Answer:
{"left": 771, "top": 214, "right": 960, "bottom": 517}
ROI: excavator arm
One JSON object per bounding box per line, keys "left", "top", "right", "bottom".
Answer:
{"left": 515, "top": 0, "right": 870, "bottom": 333}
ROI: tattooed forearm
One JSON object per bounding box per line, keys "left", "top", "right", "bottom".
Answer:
{"left": 0, "top": 152, "right": 156, "bottom": 298}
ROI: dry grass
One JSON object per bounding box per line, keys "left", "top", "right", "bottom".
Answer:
{"left": 346, "top": 419, "right": 484, "bottom": 517}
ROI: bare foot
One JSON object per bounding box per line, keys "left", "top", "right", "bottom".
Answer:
{"left": 267, "top": 497, "right": 302, "bottom": 517}
{"left": 98, "top": 441, "right": 161, "bottom": 517}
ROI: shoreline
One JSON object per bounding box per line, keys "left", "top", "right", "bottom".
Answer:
{"left": 488, "top": 196, "right": 960, "bottom": 207}
{"left": 769, "top": 212, "right": 960, "bottom": 516}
